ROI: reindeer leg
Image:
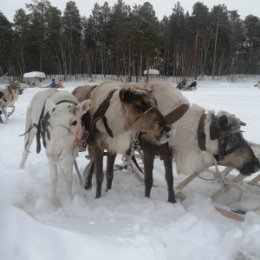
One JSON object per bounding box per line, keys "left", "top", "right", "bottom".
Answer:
{"left": 74, "top": 160, "right": 83, "bottom": 186}
{"left": 8, "top": 105, "right": 15, "bottom": 117}
{"left": 64, "top": 160, "right": 73, "bottom": 198}
{"left": 49, "top": 161, "right": 61, "bottom": 207}
{"left": 94, "top": 146, "right": 104, "bottom": 198}
{"left": 83, "top": 145, "right": 95, "bottom": 189}
{"left": 84, "top": 161, "right": 95, "bottom": 190}
{"left": 20, "top": 106, "right": 35, "bottom": 169}
{"left": 20, "top": 128, "right": 37, "bottom": 169}
{"left": 142, "top": 142, "right": 156, "bottom": 198}
{"left": 162, "top": 144, "right": 176, "bottom": 203}
{"left": 106, "top": 152, "right": 116, "bottom": 191}
{"left": 2, "top": 107, "right": 8, "bottom": 121}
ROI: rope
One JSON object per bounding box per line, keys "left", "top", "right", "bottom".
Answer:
{"left": 19, "top": 123, "right": 38, "bottom": 136}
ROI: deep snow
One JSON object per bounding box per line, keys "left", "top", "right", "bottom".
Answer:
{"left": 0, "top": 77, "right": 260, "bottom": 260}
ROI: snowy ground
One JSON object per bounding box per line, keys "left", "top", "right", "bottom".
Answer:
{"left": 1, "top": 78, "right": 260, "bottom": 260}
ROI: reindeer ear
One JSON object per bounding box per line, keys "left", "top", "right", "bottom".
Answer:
{"left": 239, "top": 120, "right": 246, "bottom": 126}
{"left": 217, "top": 115, "right": 228, "bottom": 128}
{"left": 119, "top": 88, "right": 135, "bottom": 103}
{"left": 46, "top": 100, "right": 57, "bottom": 115}
{"left": 76, "top": 99, "right": 91, "bottom": 115}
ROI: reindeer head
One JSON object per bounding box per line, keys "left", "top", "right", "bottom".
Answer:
{"left": 119, "top": 85, "right": 173, "bottom": 143}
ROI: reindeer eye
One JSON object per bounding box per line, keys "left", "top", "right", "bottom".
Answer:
{"left": 71, "top": 120, "right": 77, "bottom": 126}
{"left": 230, "top": 136, "right": 239, "bottom": 143}
{"left": 134, "top": 102, "right": 144, "bottom": 111}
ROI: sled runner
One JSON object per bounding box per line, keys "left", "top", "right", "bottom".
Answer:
{"left": 174, "top": 142, "right": 260, "bottom": 221}
{"left": 117, "top": 140, "right": 260, "bottom": 222}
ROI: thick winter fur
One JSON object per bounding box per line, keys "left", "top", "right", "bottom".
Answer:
{"left": 75, "top": 80, "right": 172, "bottom": 198}
{"left": 20, "top": 89, "right": 91, "bottom": 206}
{"left": 141, "top": 81, "right": 259, "bottom": 202}
{"left": 169, "top": 103, "right": 212, "bottom": 175}
{"left": 72, "top": 85, "right": 96, "bottom": 103}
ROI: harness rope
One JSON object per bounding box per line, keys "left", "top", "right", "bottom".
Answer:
{"left": 38, "top": 99, "right": 79, "bottom": 153}
{"left": 21, "top": 96, "right": 79, "bottom": 154}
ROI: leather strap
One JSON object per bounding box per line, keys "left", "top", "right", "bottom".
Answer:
{"left": 92, "top": 89, "right": 117, "bottom": 137}
{"left": 164, "top": 104, "right": 189, "bottom": 124}
{"left": 197, "top": 113, "right": 206, "bottom": 151}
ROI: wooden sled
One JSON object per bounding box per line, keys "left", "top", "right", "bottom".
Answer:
{"left": 78, "top": 141, "right": 260, "bottom": 222}
{"left": 124, "top": 141, "right": 260, "bottom": 222}
{"left": 175, "top": 165, "right": 260, "bottom": 222}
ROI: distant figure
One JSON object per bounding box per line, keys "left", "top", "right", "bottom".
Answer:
{"left": 56, "top": 80, "right": 63, "bottom": 88}
{"left": 187, "top": 80, "right": 197, "bottom": 90}
{"left": 254, "top": 81, "right": 260, "bottom": 88}
{"left": 177, "top": 78, "right": 187, "bottom": 89}
{"left": 51, "top": 79, "right": 56, "bottom": 88}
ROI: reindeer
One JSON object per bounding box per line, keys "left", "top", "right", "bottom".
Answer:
{"left": 73, "top": 81, "right": 173, "bottom": 199}
{"left": 139, "top": 81, "right": 260, "bottom": 202}
{"left": 20, "top": 89, "right": 91, "bottom": 206}
{"left": 0, "top": 81, "right": 23, "bottom": 122}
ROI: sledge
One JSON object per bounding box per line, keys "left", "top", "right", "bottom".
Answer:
{"left": 175, "top": 142, "right": 260, "bottom": 221}
{"left": 122, "top": 141, "right": 260, "bottom": 222}
{"left": 78, "top": 137, "right": 260, "bottom": 222}
{"left": 177, "top": 80, "right": 197, "bottom": 91}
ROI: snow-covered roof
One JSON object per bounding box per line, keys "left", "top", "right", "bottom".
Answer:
{"left": 143, "top": 69, "right": 160, "bottom": 75}
{"left": 23, "top": 71, "right": 46, "bottom": 79}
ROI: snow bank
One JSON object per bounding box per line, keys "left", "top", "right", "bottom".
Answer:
{"left": 0, "top": 78, "right": 260, "bottom": 260}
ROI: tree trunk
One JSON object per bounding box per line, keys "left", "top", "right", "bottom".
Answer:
{"left": 212, "top": 24, "right": 219, "bottom": 79}
{"left": 127, "top": 41, "right": 132, "bottom": 82}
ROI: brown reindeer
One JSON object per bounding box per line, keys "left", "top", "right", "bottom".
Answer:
{"left": 0, "top": 81, "right": 23, "bottom": 122}
{"left": 73, "top": 81, "right": 173, "bottom": 198}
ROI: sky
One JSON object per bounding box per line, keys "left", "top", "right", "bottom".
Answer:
{"left": 1, "top": 0, "right": 260, "bottom": 22}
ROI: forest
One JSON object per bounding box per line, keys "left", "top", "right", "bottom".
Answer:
{"left": 0, "top": 0, "right": 260, "bottom": 81}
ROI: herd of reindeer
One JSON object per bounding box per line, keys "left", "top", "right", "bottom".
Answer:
{"left": 1, "top": 80, "right": 260, "bottom": 217}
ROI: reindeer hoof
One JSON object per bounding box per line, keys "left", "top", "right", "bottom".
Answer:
{"left": 84, "top": 182, "right": 92, "bottom": 190}
{"left": 168, "top": 198, "right": 177, "bottom": 203}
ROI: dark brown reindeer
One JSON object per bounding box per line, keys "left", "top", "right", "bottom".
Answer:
{"left": 73, "top": 81, "right": 173, "bottom": 199}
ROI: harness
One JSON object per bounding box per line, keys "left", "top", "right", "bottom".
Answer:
{"left": 90, "top": 89, "right": 164, "bottom": 139}
{"left": 132, "top": 105, "right": 159, "bottom": 125}
{"left": 91, "top": 89, "right": 117, "bottom": 138}
{"left": 37, "top": 99, "right": 79, "bottom": 153}
{"left": 164, "top": 104, "right": 189, "bottom": 125}
{"left": 21, "top": 95, "right": 79, "bottom": 153}
{"left": 197, "top": 113, "right": 244, "bottom": 160}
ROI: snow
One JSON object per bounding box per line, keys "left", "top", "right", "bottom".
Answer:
{"left": 23, "top": 71, "right": 46, "bottom": 79}
{"left": 144, "top": 69, "right": 160, "bottom": 75}
{"left": 1, "top": 78, "right": 260, "bottom": 260}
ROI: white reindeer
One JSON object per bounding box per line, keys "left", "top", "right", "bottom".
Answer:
{"left": 20, "top": 89, "right": 91, "bottom": 206}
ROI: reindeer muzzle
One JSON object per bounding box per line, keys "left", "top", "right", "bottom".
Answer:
{"left": 156, "top": 126, "right": 175, "bottom": 144}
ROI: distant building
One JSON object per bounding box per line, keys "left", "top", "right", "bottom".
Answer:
{"left": 143, "top": 69, "right": 160, "bottom": 82}
{"left": 23, "top": 71, "right": 46, "bottom": 87}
